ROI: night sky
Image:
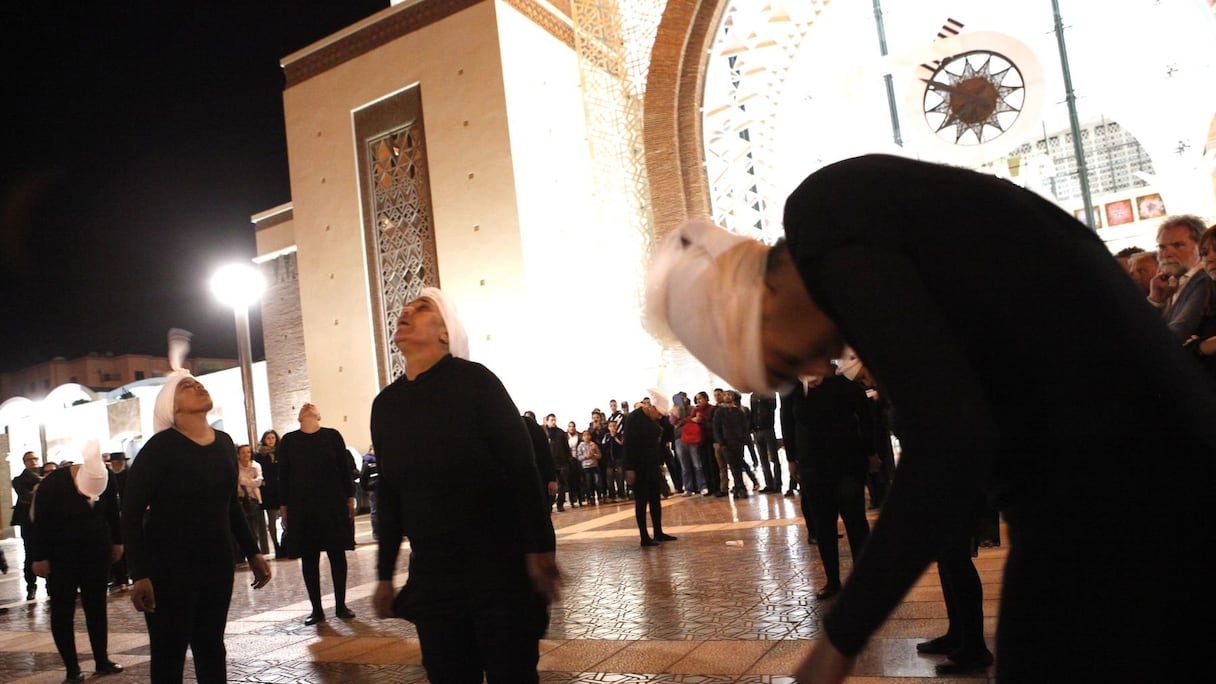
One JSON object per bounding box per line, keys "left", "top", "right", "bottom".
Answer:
{"left": 0, "top": 1, "right": 389, "bottom": 373}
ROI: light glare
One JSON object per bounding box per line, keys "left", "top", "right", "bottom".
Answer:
{"left": 210, "top": 263, "right": 265, "bottom": 308}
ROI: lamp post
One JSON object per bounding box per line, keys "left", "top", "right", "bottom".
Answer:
{"left": 210, "top": 263, "right": 265, "bottom": 451}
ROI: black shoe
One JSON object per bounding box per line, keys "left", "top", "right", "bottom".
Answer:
{"left": 735, "top": 491, "right": 749, "bottom": 499}
{"left": 655, "top": 533, "right": 678, "bottom": 542}
{"left": 26, "top": 590, "right": 36, "bottom": 601}
{"left": 640, "top": 539, "right": 660, "bottom": 547}
{"left": 915, "top": 635, "right": 958, "bottom": 655}
{"left": 714, "top": 491, "right": 728, "bottom": 498}
{"left": 784, "top": 490, "right": 796, "bottom": 497}
{"left": 807, "top": 536, "right": 818, "bottom": 545}
{"left": 96, "top": 661, "right": 124, "bottom": 675}
{"left": 815, "top": 583, "right": 841, "bottom": 600}
{"left": 335, "top": 606, "right": 356, "bottom": 619}
{"left": 304, "top": 612, "right": 325, "bottom": 626}
{"left": 63, "top": 673, "right": 87, "bottom": 683}
{"left": 934, "top": 650, "right": 994, "bottom": 675}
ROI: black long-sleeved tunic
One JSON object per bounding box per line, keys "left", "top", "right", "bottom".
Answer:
{"left": 121, "top": 429, "right": 259, "bottom": 581}
{"left": 371, "top": 354, "right": 555, "bottom": 598}
{"left": 782, "top": 154, "right": 1216, "bottom": 677}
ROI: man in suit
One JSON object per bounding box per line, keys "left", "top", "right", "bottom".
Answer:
{"left": 11, "top": 451, "right": 43, "bottom": 601}
{"left": 1149, "top": 214, "right": 1211, "bottom": 340}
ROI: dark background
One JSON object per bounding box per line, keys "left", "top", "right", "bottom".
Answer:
{"left": 0, "top": 1, "right": 388, "bottom": 373}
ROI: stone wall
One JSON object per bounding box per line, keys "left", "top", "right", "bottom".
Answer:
{"left": 259, "top": 252, "right": 311, "bottom": 435}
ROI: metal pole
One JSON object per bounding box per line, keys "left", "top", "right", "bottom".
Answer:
{"left": 1051, "top": 0, "right": 1096, "bottom": 231}
{"left": 872, "top": 0, "right": 903, "bottom": 147}
{"left": 233, "top": 305, "right": 258, "bottom": 450}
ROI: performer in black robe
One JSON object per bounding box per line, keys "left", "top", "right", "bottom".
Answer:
{"left": 623, "top": 391, "right": 678, "bottom": 547}
{"left": 645, "top": 154, "right": 1216, "bottom": 683}
{"left": 123, "top": 331, "right": 271, "bottom": 684}
{"left": 30, "top": 444, "right": 124, "bottom": 681}
{"left": 370, "top": 287, "right": 559, "bottom": 684}
{"left": 278, "top": 403, "right": 357, "bottom": 625}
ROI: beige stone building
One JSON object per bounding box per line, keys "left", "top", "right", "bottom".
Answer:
{"left": 256, "top": 0, "right": 1216, "bottom": 450}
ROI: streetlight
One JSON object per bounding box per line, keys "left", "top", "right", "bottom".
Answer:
{"left": 210, "top": 262, "right": 265, "bottom": 451}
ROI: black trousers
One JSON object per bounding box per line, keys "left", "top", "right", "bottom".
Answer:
{"left": 48, "top": 552, "right": 110, "bottom": 674}
{"left": 936, "top": 522, "right": 987, "bottom": 656}
{"left": 144, "top": 573, "right": 234, "bottom": 683}
{"left": 411, "top": 587, "right": 547, "bottom": 684}
{"left": 803, "top": 470, "right": 870, "bottom": 586}
{"left": 633, "top": 477, "right": 665, "bottom": 541}
{"left": 21, "top": 531, "right": 38, "bottom": 595}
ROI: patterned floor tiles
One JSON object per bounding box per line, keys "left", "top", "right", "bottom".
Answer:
{"left": 0, "top": 482, "right": 1003, "bottom": 682}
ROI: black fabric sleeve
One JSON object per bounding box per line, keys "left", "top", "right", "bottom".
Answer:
{"left": 477, "top": 370, "right": 555, "bottom": 555}
{"left": 331, "top": 429, "right": 356, "bottom": 499}
{"left": 370, "top": 403, "right": 403, "bottom": 581}
{"left": 811, "top": 245, "right": 1001, "bottom": 657}
{"left": 278, "top": 435, "right": 293, "bottom": 508}
{"left": 105, "top": 472, "right": 122, "bottom": 544}
{"left": 121, "top": 437, "right": 163, "bottom": 581}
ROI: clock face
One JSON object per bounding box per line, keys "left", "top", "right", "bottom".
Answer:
{"left": 922, "top": 50, "right": 1025, "bottom": 146}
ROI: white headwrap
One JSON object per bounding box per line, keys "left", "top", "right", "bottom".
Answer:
{"left": 153, "top": 328, "right": 194, "bottom": 433}
{"left": 74, "top": 439, "right": 109, "bottom": 502}
{"left": 647, "top": 387, "right": 672, "bottom": 415}
{"left": 419, "top": 287, "right": 470, "bottom": 360}
{"left": 644, "top": 219, "right": 771, "bottom": 392}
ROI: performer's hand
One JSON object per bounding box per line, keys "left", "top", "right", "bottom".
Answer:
{"left": 111, "top": 544, "right": 124, "bottom": 564}
{"left": 31, "top": 560, "right": 50, "bottom": 578}
{"left": 131, "top": 578, "right": 156, "bottom": 613}
{"left": 526, "top": 551, "right": 562, "bottom": 603}
{"left": 794, "top": 639, "right": 854, "bottom": 683}
{"left": 249, "top": 554, "right": 272, "bottom": 589}
{"left": 372, "top": 580, "right": 396, "bottom": 619}
{"left": 348, "top": 497, "right": 356, "bottom": 522}
{"left": 279, "top": 506, "right": 288, "bottom": 530}
{"left": 547, "top": 481, "right": 558, "bottom": 496}
{"left": 625, "top": 470, "right": 637, "bottom": 486}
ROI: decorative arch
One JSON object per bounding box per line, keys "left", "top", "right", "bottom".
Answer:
{"left": 642, "top": 0, "right": 728, "bottom": 237}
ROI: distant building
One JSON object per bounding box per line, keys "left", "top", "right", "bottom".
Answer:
{"left": 0, "top": 353, "right": 237, "bottom": 403}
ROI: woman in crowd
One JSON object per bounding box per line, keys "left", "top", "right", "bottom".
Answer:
{"left": 255, "top": 430, "right": 283, "bottom": 558}
{"left": 1187, "top": 224, "right": 1216, "bottom": 385}
{"left": 237, "top": 445, "right": 269, "bottom": 556}
{"left": 279, "top": 403, "right": 357, "bottom": 625}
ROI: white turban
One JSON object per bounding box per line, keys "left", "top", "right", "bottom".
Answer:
{"left": 419, "top": 287, "right": 469, "bottom": 360}
{"left": 647, "top": 387, "right": 672, "bottom": 415}
{"left": 74, "top": 439, "right": 109, "bottom": 502}
{"left": 153, "top": 328, "right": 194, "bottom": 433}
{"left": 644, "top": 219, "right": 771, "bottom": 392}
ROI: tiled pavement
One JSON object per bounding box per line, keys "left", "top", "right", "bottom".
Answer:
{"left": 0, "top": 483, "right": 1004, "bottom": 682}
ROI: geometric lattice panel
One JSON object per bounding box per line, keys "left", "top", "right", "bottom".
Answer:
{"left": 355, "top": 85, "right": 440, "bottom": 386}
{"left": 368, "top": 125, "right": 439, "bottom": 382}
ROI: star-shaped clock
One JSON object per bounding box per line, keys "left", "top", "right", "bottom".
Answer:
{"left": 921, "top": 50, "right": 1025, "bottom": 145}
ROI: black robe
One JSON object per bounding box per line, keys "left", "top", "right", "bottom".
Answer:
{"left": 782, "top": 154, "right": 1216, "bottom": 680}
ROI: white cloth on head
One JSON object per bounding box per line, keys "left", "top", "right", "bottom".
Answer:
{"left": 419, "top": 286, "right": 470, "bottom": 360}
{"left": 153, "top": 369, "right": 193, "bottom": 433}
{"left": 154, "top": 328, "right": 194, "bottom": 433}
{"left": 74, "top": 439, "right": 109, "bottom": 502}
{"left": 647, "top": 388, "right": 672, "bottom": 414}
{"left": 644, "top": 219, "right": 770, "bottom": 392}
